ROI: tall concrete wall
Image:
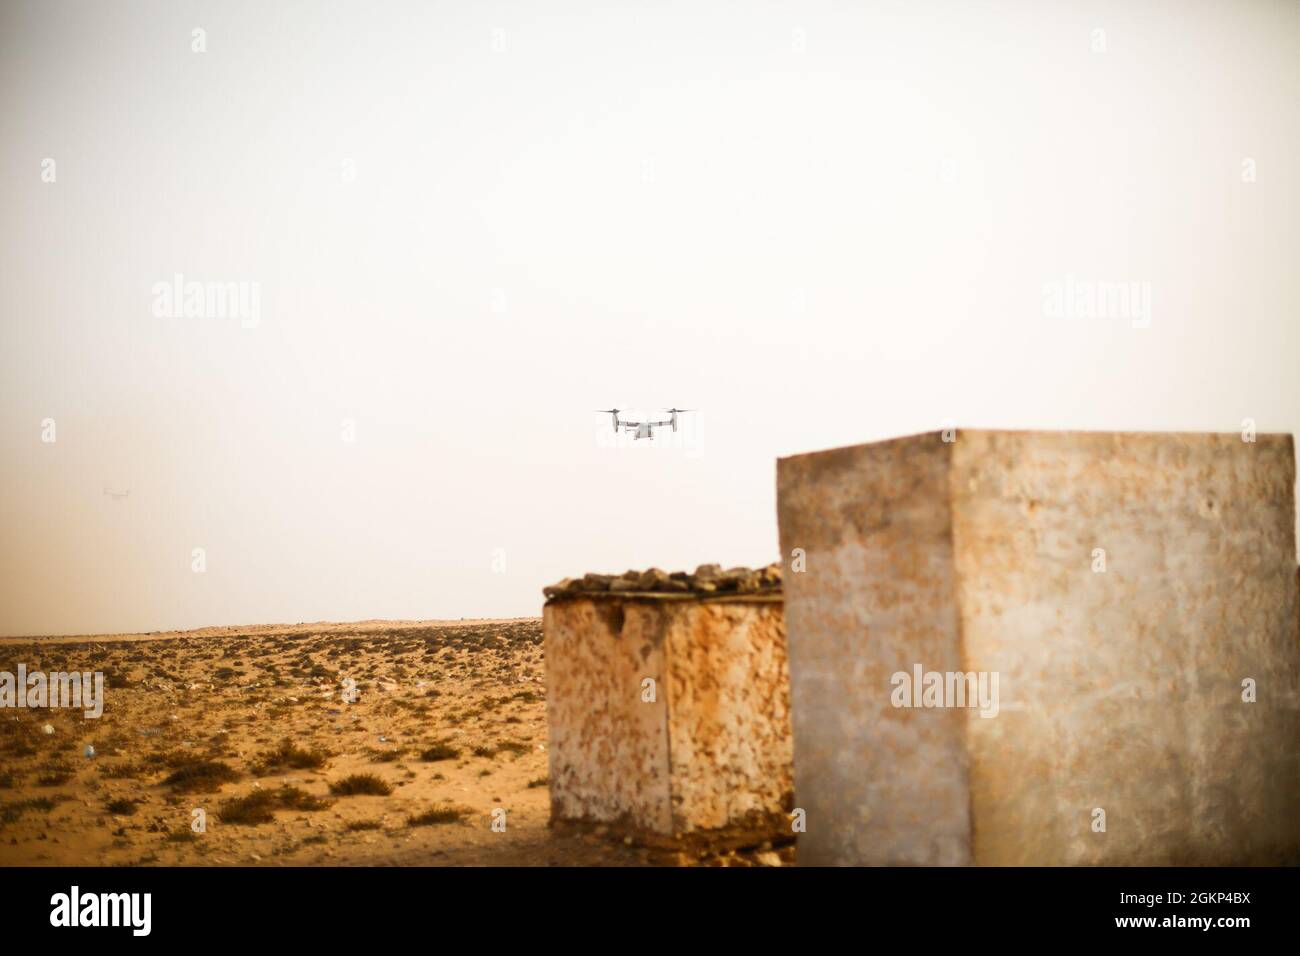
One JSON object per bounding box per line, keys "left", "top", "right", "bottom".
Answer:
{"left": 777, "top": 430, "right": 1300, "bottom": 865}
{"left": 544, "top": 588, "right": 791, "bottom": 844}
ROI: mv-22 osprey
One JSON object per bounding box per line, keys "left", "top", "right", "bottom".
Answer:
{"left": 596, "top": 408, "right": 694, "bottom": 440}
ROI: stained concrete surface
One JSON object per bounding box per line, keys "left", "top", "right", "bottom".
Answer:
{"left": 544, "top": 586, "right": 791, "bottom": 846}
{"left": 777, "top": 430, "right": 1300, "bottom": 865}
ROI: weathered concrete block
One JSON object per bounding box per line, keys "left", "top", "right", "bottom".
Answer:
{"left": 777, "top": 430, "right": 1300, "bottom": 865}
{"left": 543, "top": 583, "right": 792, "bottom": 846}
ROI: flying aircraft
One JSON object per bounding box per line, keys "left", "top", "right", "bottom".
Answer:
{"left": 596, "top": 408, "right": 694, "bottom": 440}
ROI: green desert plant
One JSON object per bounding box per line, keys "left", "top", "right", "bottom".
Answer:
{"left": 218, "top": 785, "right": 331, "bottom": 825}
{"left": 0, "top": 796, "right": 62, "bottom": 827}
{"left": 254, "top": 739, "right": 331, "bottom": 774}
{"left": 163, "top": 757, "right": 240, "bottom": 793}
{"left": 36, "top": 765, "right": 75, "bottom": 786}
{"left": 327, "top": 774, "right": 392, "bottom": 797}
{"left": 419, "top": 743, "right": 460, "bottom": 762}
{"left": 407, "top": 804, "right": 471, "bottom": 827}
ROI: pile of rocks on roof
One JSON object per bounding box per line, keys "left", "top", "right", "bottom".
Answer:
{"left": 543, "top": 563, "right": 782, "bottom": 601}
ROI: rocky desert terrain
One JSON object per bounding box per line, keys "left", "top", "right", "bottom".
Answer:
{"left": 0, "top": 619, "right": 791, "bottom": 867}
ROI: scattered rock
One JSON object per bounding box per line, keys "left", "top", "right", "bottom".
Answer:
{"left": 542, "top": 578, "right": 576, "bottom": 599}
{"left": 694, "top": 563, "right": 722, "bottom": 581}
{"left": 637, "top": 568, "right": 671, "bottom": 590}
{"left": 543, "top": 562, "right": 782, "bottom": 600}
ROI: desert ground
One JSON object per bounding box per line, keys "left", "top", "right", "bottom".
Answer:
{"left": 0, "top": 619, "right": 791, "bottom": 867}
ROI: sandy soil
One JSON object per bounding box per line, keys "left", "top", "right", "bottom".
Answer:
{"left": 0, "top": 619, "right": 791, "bottom": 867}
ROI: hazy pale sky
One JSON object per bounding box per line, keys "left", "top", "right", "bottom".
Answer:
{"left": 2, "top": 0, "right": 1297, "bottom": 636}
